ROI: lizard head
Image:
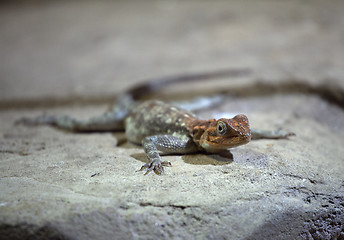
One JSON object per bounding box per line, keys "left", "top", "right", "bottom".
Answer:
{"left": 200, "top": 114, "right": 251, "bottom": 152}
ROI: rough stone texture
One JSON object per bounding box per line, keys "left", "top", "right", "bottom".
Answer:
{"left": 0, "top": 1, "right": 344, "bottom": 240}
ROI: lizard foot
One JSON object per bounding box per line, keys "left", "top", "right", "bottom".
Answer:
{"left": 252, "top": 128, "right": 296, "bottom": 139}
{"left": 270, "top": 129, "right": 296, "bottom": 139}
{"left": 137, "top": 160, "right": 172, "bottom": 175}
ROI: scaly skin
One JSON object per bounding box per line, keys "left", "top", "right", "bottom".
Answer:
{"left": 16, "top": 97, "right": 292, "bottom": 175}
{"left": 125, "top": 100, "right": 251, "bottom": 175}
{"left": 16, "top": 70, "right": 293, "bottom": 175}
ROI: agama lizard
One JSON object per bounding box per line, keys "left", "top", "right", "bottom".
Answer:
{"left": 17, "top": 69, "right": 293, "bottom": 175}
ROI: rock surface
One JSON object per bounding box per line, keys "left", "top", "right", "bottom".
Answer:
{"left": 0, "top": 1, "right": 344, "bottom": 239}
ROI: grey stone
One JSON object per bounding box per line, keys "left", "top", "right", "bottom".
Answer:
{"left": 0, "top": 1, "right": 343, "bottom": 239}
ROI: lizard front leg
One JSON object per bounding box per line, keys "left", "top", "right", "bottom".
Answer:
{"left": 139, "top": 135, "right": 198, "bottom": 175}
{"left": 251, "top": 129, "right": 295, "bottom": 139}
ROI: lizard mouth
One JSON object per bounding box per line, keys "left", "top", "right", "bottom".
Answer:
{"left": 217, "top": 136, "right": 250, "bottom": 148}
{"left": 201, "top": 135, "right": 251, "bottom": 152}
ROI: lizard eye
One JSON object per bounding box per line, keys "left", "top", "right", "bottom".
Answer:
{"left": 216, "top": 121, "right": 227, "bottom": 135}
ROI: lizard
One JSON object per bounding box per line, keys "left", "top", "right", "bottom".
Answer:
{"left": 16, "top": 69, "right": 293, "bottom": 175}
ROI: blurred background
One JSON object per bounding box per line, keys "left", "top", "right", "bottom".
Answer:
{"left": 1, "top": 0, "right": 343, "bottom": 104}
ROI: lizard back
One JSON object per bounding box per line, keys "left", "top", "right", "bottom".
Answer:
{"left": 125, "top": 100, "right": 197, "bottom": 144}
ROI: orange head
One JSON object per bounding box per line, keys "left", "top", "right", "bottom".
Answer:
{"left": 199, "top": 114, "right": 251, "bottom": 152}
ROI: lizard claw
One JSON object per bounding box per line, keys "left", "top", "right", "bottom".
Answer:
{"left": 137, "top": 160, "right": 171, "bottom": 175}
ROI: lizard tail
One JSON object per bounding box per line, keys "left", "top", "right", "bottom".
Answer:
{"left": 126, "top": 68, "right": 251, "bottom": 100}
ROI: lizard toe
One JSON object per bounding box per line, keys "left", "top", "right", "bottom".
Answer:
{"left": 138, "top": 159, "right": 168, "bottom": 175}
{"left": 161, "top": 161, "right": 172, "bottom": 167}
{"left": 137, "top": 164, "right": 149, "bottom": 172}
